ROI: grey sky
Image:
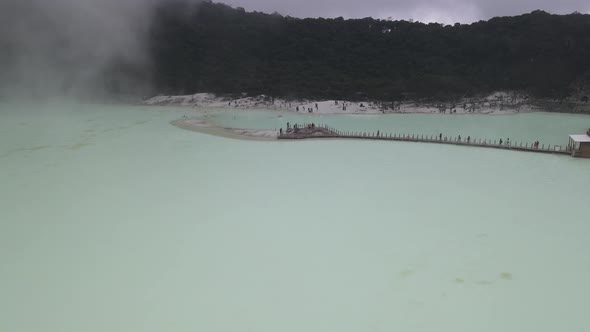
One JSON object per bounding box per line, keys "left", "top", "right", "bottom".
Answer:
{"left": 221, "top": 0, "right": 590, "bottom": 24}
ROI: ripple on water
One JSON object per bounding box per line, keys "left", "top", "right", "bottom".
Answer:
{"left": 66, "top": 143, "right": 92, "bottom": 150}
{"left": 0, "top": 145, "right": 52, "bottom": 158}
{"left": 477, "top": 280, "right": 494, "bottom": 286}
{"left": 500, "top": 272, "right": 513, "bottom": 280}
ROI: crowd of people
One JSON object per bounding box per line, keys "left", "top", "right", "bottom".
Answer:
{"left": 280, "top": 122, "right": 317, "bottom": 135}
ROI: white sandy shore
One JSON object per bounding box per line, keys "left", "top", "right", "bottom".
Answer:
{"left": 146, "top": 91, "right": 541, "bottom": 115}
{"left": 171, "top": 117, "right": 278, "bottom": 141}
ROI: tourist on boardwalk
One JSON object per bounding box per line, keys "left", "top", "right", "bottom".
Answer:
{"left": 439, "top": 133, "right": 442, "bottom": 140}
{"left": 280, "top": 128, "right": 283, "bottom": 135}
{"left": 506, "top": 138, "right": 510, "bottom": 146}
{"left": 499, "top": 139, "right": 503, "bottom": 145}
{"left": 296, "top": 106, "right": 299, "bottom": 112}
{"left": 467, "top": 136, "right": 471, "bottom": 143}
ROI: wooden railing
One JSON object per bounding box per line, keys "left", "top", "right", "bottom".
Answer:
{"left": 278, "top": 123, "right": 570, "bottom": 155}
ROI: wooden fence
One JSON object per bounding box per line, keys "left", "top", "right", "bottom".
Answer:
{"left": 278, "top": 123, "right": 570, "bottom": 156}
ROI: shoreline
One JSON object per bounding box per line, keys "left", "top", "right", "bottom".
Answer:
{"left": 171, "top": 117, "right": 278, "bottom": 141}
{"left": 145, "top": 92, "right": 552, "bottom": 116}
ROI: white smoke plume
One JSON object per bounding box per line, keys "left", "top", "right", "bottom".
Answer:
{"left": 0, "top": 0, "right": 177, "bottom": 100}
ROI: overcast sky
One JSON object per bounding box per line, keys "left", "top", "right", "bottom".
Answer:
{"left": 221, "top": 0, "right": 590, "bottom": 24}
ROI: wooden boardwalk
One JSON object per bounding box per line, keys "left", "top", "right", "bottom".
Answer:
{"left": 278, "top": 124, "right": 571, "bottom": 156}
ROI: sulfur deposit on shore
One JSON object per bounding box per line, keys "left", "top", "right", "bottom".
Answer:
{"left": 145, "top": 91, "right": 552, "bottom": 115}
{"left": 171, "top": 117, "right": 278, "bottom": 141}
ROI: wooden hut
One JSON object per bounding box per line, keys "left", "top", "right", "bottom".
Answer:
{"left": 568, "top": 131, "right": 590, "bottom": 158}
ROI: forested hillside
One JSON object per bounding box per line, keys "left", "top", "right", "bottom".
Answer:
{"left": 147, "top": 2, "right": 590, "bottom": 101}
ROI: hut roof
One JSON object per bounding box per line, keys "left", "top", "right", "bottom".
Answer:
{"left": 569, "top": 134, "right": 590, "bottom": 143}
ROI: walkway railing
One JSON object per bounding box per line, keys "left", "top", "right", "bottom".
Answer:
{"left": 278, "top": 123, "right": 570, "bottom": 156}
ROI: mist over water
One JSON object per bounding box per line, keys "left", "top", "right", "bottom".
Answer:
{"left": 0, "top": 0, "right": 200, "bottom": 100}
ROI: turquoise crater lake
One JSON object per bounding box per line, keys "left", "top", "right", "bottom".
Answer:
{"left": 1, "top": 102, "right": 590, "bottom": 332}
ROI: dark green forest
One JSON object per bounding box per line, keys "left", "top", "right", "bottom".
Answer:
{"left": 150, "top": 2, "right": 590, "bottom": 100}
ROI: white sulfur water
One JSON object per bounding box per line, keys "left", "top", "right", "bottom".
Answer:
{"left": 1, "top": 102, "right": 590, "bottom": 332}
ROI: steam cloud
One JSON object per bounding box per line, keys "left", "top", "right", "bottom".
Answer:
{"left": 0, "top": 0, "right": 164, "bottom": 100}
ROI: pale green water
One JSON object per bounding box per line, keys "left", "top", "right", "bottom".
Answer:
{"left": 1, "top": 102, "right": 590, "bottom": 332}
{"left": 206, "top": 109, "right": 590, "bottom": 147}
